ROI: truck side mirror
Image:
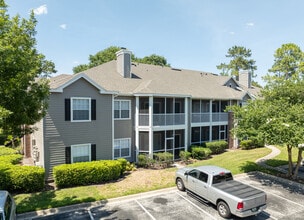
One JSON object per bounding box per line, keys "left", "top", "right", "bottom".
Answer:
{"left": 184, "top": 171, "right": 188, "bottom": 175}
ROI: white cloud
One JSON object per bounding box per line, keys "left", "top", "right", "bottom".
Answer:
{"left": 229, "top": 31, "right": 235, "bottom": 35}
{"left": 33, "top": 5, "right": 48, "bottom": 15}
{"left": 60, "top": 24, "right": 67, "bottom": 30}
{"left": 246, "top": 22, "right": 254, "bottom": 27}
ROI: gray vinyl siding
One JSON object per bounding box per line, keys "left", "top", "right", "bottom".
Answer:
{"left": 44, "top": 78, "right": 113, "bottom": 178}
{"left": 114, "top": 96, "right": 135, "bottom": 161}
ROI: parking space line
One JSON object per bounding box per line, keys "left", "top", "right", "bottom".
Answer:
{"left": 135, "top": 199, "right": 156, "bottom": 220}
{"left": 88, "top": 210, "right": 94, "bottom": 220}
{"left": 266, "top": 191, "right": 304, "bottom": 208}
{"left": 260, "top": 211, "right": 278, "bottom": 220}
{"left": 175, "top": 192, "right": 217, "bottom": 220}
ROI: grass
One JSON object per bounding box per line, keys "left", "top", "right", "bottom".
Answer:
{"left": 14, "top": 147, "right": 272, "bottom": 214}
{"left": 266, "top": 145, "right": 300, "bottom": 167}
{"left": 191, "top": 147, "right": 272, "bottom": 174}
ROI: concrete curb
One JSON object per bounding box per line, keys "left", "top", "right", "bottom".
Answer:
{"left": 17, "top": 187, "right": 177, "bottom": 220}
{"left": 17, "top": 145, "right": 303, "bottom": 219}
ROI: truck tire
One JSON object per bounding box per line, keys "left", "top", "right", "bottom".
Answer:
{"left": 176, "top": 178, "right": 185, "bottom": 191}
{"left": 217, "top": 201, "right": 231, "bottom": 218}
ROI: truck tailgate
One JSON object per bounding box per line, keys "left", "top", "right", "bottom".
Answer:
{"left": 213, "top": 180, "right": 266, "bottom": 208}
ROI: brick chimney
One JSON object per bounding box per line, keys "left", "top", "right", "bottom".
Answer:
{"left": 116, "top": 48, "right": 132, "bottom": 78}
{"left": 238, "top": 70, "right": 251, "bottom": 88}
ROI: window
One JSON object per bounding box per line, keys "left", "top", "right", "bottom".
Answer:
{"left": 198, "top": 172, "right": 208, "bottom": 183}
{"left": 4, "top": 195, "right": 12, "bottom": 220}
{"left": 114, "top": 138, "right": 131, "bottom": 158}
{"left": 188, "top": 169, "right": 199, "bottom": 178}
{"left": 71, "top": 97, "right": 91, "bottom": 121}
{"left": 114, "top": 100, "right": 131, "bottom": 119}
{"left": 71, "top": 144, "right": 91, "bottom": 163}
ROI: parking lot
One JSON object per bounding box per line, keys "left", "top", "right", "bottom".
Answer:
{"left": 18, "top": 172, "right": 304, "bottom": 220}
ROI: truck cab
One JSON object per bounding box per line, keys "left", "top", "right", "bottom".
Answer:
{"left": 176, "top": 165, "right": 267, "bottom": 218}
{"left": 0, "top": 191, "right": 16, "bottom": 220}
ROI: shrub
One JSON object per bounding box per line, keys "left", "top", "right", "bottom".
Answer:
{"left": 240, "top": 140, "right": 254, "bottom": 150}
{"left": 0, "top": 163, "right": 12, "bottom": 190}
{"left": 9, "top": 166, "right": 45, "bottom": 192}
{"left": 117, "top": 158, "right": 128, "bottom": 174}
{"left": 137, "top": 154, "right": 154, "bottom": 168}
{"left": 0, "top": 146, "right": 19, "bottom": 156}
{"left": 0, "top": 164, "right": 45, "bottom": 192}
{"left": 0, "top": 146, "right": 45, "bottom": 192}
{"left": 205, "top": 141, "right": 228, "bottom": 154}
{"left": 154, "top": 152, "right": 173, "bottom": 168}
{"left": 191, "top": 147, "right": 211, "bottom": 160}
{"left": 179, "top": 151, "right": 192, "bottom": 162}
{"left": 0, "top": 154, "right": 23, "bottom": 165}
{"left": 53, "top": 160, "right": 123, "bottom": 188}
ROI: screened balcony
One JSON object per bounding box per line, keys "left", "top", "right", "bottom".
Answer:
{"left": 138, "top": 97, "right": 186, "bottom": 127}
{"left": 191, "top": 100, "right": 229, "bottom": 124}
{"left": 191, "top": 112, "right": 228, "bottom": 123}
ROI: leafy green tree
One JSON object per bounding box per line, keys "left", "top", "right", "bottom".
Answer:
{"left": 136, "top": 54, "right": 170, "bottom": 67}
{"left": 72, "top": 64, "right": 90, "bottom": 74}
{"left": 268, "top": 43, "right": 304, "bottom": 79}
{"left": 230, "top": 72, "right": 304, "bottom": 180}
{"left": 0, "top": 0, "right": 56, "bottom": 137}
{"left": 73, "top": 46, "right": 170, "bottom": 74}
{"left": 217, "top": 46, "right": 257, "bottom": 78}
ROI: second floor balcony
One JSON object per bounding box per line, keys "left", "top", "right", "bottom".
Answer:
{"left": 139, "top": 113, "right": 185, "bottom": 126}
{"left": 191, "top": 112, "right": 228, "bottom": 123}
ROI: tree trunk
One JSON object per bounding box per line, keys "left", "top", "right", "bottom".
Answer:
{"left": 292, "top": 148, "right": 303, "bottom": 180}
{"left": 287, "top": 145, "right": 293, "bottom": 177}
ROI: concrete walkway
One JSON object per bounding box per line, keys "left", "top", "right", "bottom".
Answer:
{"left": 255, "top": 145, "right": 281, "bottom": 165}
{"left": 256, "top": 145, "right": 304, "bottom": 178}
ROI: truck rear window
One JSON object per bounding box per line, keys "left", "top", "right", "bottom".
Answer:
{"left": 212, "top": 172, "right": 233, "bottom": 184}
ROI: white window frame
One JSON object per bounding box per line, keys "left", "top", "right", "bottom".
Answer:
{"left": 71, "top": 97, "right": 91, "bottom": 122}
{"left": 114, "top": 138, "right": 131, "bottom": 159}
{"left": 71, "top": 143, "right": 91, "bottom": 163}
{"left": 114, "top": 100, "right": 131, "bottom": 120}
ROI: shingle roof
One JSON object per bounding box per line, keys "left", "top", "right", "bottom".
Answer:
{"left": 50, "top": 60, "right": 255, "bottom": 100}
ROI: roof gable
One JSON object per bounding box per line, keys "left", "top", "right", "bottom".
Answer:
{"left": 50, "top": 73, "right": 116, "bottom": 94}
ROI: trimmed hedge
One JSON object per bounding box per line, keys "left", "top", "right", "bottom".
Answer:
{"left": 53, "top": 160, "right": 125, "bottom": 188}
{"left": 0, "top": 164, "right": 45, "bottom": 192}
{"left": 240, "top": 139, "right": 264, "bottom": 150}
{"left": 179, "top": 151, "right": 191, "bottom": 162}
{"left": 0, "top": 146, "right": 45, "bottom": 193}
{"left": 0, "top": 146, "right": 19, "bottom": 156}
{"left": 191, "top": 147, "right": 212, "bottom": 160}
{"left": 154, "top": 152, "right": 173, "bottom": 168}
{"left": 0, "top": 154, "right": 23, "bottom": 165}
{"left": 137, "top": 154, "right": 154, "bottom": 168}
{"left": 240, "top": 140, "right": 255, "bottom": 150}
{"left": 205, "top": 141, "right": 228, "bottom": 154}
{"left": 9, "top": 166, "right": 45, "bottom": 192}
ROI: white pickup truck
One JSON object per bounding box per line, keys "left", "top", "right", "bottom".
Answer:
{"left": 175, "top": 165, "right": 267, "bottom": 218}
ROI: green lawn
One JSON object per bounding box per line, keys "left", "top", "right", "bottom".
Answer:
{"left": 191, "top": 147, "right": 272, "bottom": 174}
{"left": 14, "top": 147, "right": 272, "bottom": 214}
{"left": 266, "top": 145, "right": 301, "bottom": 167}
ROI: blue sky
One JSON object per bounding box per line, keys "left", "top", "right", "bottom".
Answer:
{"left": 6, "top": 0, "right": 304, "bottom": 85}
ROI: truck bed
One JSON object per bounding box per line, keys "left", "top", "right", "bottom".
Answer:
{"left": 213, "top": 180, "right": 264, "bottom": 199}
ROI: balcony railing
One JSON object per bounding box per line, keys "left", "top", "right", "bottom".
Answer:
{"left": 138, "top": 113, "right": 185, "bottom": 126}
{"left": 191, "top": 112, "right": 228, "bottom": 123}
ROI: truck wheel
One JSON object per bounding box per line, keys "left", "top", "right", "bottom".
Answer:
{"left": 217, "top": 201, "right": 231, "bottom": 218}
{"left": 176, "top": 178, "right": 185, "bottom": 191}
